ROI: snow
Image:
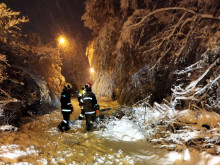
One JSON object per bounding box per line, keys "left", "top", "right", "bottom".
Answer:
{"left": 0, "top": 125, "right": 18, "bottom": 132}
{"left": 93, "top": 150, "right": 135, "bottom": 165}
{"left": 200, "top": 152, "right": 220, "bottom": 165}
{"left": 178, "top": 109, "right": 198, "bottom": 123}
{"left": 0, "top": 145, "right": 38, "bottom": 159}
{"left": 101, "top": 101, "right": 219, "bottom": 164}
{"left": 183, "top": 149, "right": 190, "bottom": 161}
{"left": 69, "top": 120, "right": 83, "bottom": 129}
{"left": 167, "top": 151, "right": 182, "bottom": 162}
{"left": 93, "top": 72, "right": 115, "bottom": 98}
{"left": 37, "top": 158, "right": 48, "bottom": 165}
{"left": 133, "top": 106, "right": 162, "bottom": 124}
{"left": 165, "top": 149, "right": 220, "bottom": 164}
{"left": 166, "top": 131, "right": 199, "bottom": 144}
{"left": 35, "top": 77, "right": 60, "bottom": 108}
{"left": 161, "top": 144, "right": 176, "bottom": 148}
{"left": 12, "top": 163, "right": 32, "bottom": 165}
{"left": 0, "top": 107, "right": 219, "bottom": 165}
{"left": 94, "top": 116, "right": 145, "bottom": 141}
{"left": 197, "top": 110, "right": 220, "bottom": 128}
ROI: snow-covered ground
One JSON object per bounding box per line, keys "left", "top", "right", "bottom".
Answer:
{"left": 0, "top": 116, "right": 220, "bottom": 165}
{"left": 94, "top": 116, "right": 145, "bottom": 141}
{"left": 0, "top": 145, "right": 38, "bottom": 165}
{"left": 93, "top": 105, "right": 220, "bottom": 165}
{"left": 0, "top": 98, "right": 219, "bottom": 164}
{"left": 0, "top": 125, "right": 18, "bottom": 132}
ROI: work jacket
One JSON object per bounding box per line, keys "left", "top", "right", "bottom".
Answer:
{"left": 60, "top": 89, "right": 72, "bottom": 113}
{"left": 83, "top": 91, "right": 97, "bottom": 115}
{"left": 78, "top": 88, "right": 86, "bottom": 108}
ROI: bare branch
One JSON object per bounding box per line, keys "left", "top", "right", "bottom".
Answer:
{"left": 0, "top": 89, "right": 11, "bottom": 98}
{"left": 129, "top": 7, "right": 220, "bottom": 29}
{"left": 186, "top": 60, "right": 217, "bottom": 91}
{"left": 129, "top": 7, "right": 196, "bottom": 29}
{"left": 0, "top": 99, "right": 18, "bottom": 104}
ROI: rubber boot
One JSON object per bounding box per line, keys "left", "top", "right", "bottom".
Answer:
{"left": 57, "top": 122, "right": 64, "bottom": 132}
{"left": 78, "top": 114, "right": 83, "bottom": 120}
{"left": 86, "top": 124, "right": 89, "bottom": 132}
{"left": 65, "top": 122, "right": 70, "bottom": 131}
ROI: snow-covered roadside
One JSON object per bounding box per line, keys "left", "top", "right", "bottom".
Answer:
{"left": 115, "top": 50, "right": 220, "bottom": 163}
{"left": 0, "top": 145, "right": 37, "bottom": 159}
{"left": 0, "top": 125, "right": 18, "bottom": 132}
{"left": 93, "top": 105, "right": 220, "bottom": 164}
{"left": 0, "top": 145, "right": 38, "bottom": 164}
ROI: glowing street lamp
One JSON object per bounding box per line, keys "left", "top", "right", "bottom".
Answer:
{"left": 89, "top": 67, "right": 95, "bottom": 82}
{"left": 59, "top": 37, "right": 65, "bottom": 44}
{"left": 57, "top": 36, "right": 66, "bottom": 59}
{"left": 90, "top": 67, "right": 94, "bottom": 73}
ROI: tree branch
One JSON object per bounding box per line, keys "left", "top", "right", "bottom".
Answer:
{"left": 129, "top": 7, "right": 220, "bottom": 29}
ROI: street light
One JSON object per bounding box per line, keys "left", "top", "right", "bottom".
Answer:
{"left": 57, "top": 36, "right": 66, "bottom": 59}
{"left": 90, "top": 67, "right": 94, "bottom": 73}
{"left": 89, "top": 67, "right": 95, "bottom": 82}
{"left": 59, "top": 37, "right": 65, "bottom": 44}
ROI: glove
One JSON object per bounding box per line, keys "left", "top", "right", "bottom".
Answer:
{"left": 96, "top": 109, "right": 100, "bottom": 115}
{"left": 94, "top": 104, "right": 100, "bottom": 110}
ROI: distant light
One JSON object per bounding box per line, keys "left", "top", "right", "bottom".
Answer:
{"left": 90, "top": 68, "right": 94, "bottom": 73}
{"left": 59, "top": 37, "right": 65, "bottom": 44}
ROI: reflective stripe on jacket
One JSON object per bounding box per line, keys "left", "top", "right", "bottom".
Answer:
{"left": 85, "top": 111, "right": 95, "bottom": 114}
{"left": 83, "top": 91, "right": 97, "bottom": 114}
{"left": 62, "top": 109, "right": 72, "bottom": 112}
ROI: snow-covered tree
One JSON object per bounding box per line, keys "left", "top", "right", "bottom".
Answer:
{"left": 0, "top": 3, "right": 64, "bottom": 125}
{"left": 83, "top": 0, "right": 220, "bottom": 105}
{"left": 0, "top": 3, "right": 28, "bottom": 43}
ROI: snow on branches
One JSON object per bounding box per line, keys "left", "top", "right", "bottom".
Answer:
{"left": 0, "top": 3, "right": 28, "bottom": 42}
{"left": 172, "top": 48, "right": 220, "bottom": 113}
{"left": 130, "top": 48, "right": 220, "bottom": 154}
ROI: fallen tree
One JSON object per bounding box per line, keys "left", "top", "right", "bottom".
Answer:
{"left": 130, "top": 49, "right": 219, "bottom": 154}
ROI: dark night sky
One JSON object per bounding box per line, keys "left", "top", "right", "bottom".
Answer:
{"left": 2, "top": 0, "right": 92, "bottom": 44}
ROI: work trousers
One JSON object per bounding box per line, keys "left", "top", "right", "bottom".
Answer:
{"left": 58, "top": 111, "right": 71, "bottom": 131}
{"left": 85, "top": 113, "right": 96, "bottom": 131}
{"left": 62, "top": 111, "right": 70, "bottom": 121}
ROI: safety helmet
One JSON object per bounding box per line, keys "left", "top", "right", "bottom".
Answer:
{"left": 85, "top": 82, "right": 92, "bottom": 89}
{"left": 65, "top": 82, "right": 72, "bottom": 89}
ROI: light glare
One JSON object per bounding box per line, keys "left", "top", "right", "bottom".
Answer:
{"left": 59, "top": 38, "right": 65, "bottom": 44}
{"left": 90, "top": 68, "right": 94, "bottom": 73}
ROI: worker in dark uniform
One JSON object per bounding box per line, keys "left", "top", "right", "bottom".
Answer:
{"left": 57, "top": 85, "right": 73, "bottom": 132}
{"left": 82, "top": 83, "right": 99, "bottom": 131}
